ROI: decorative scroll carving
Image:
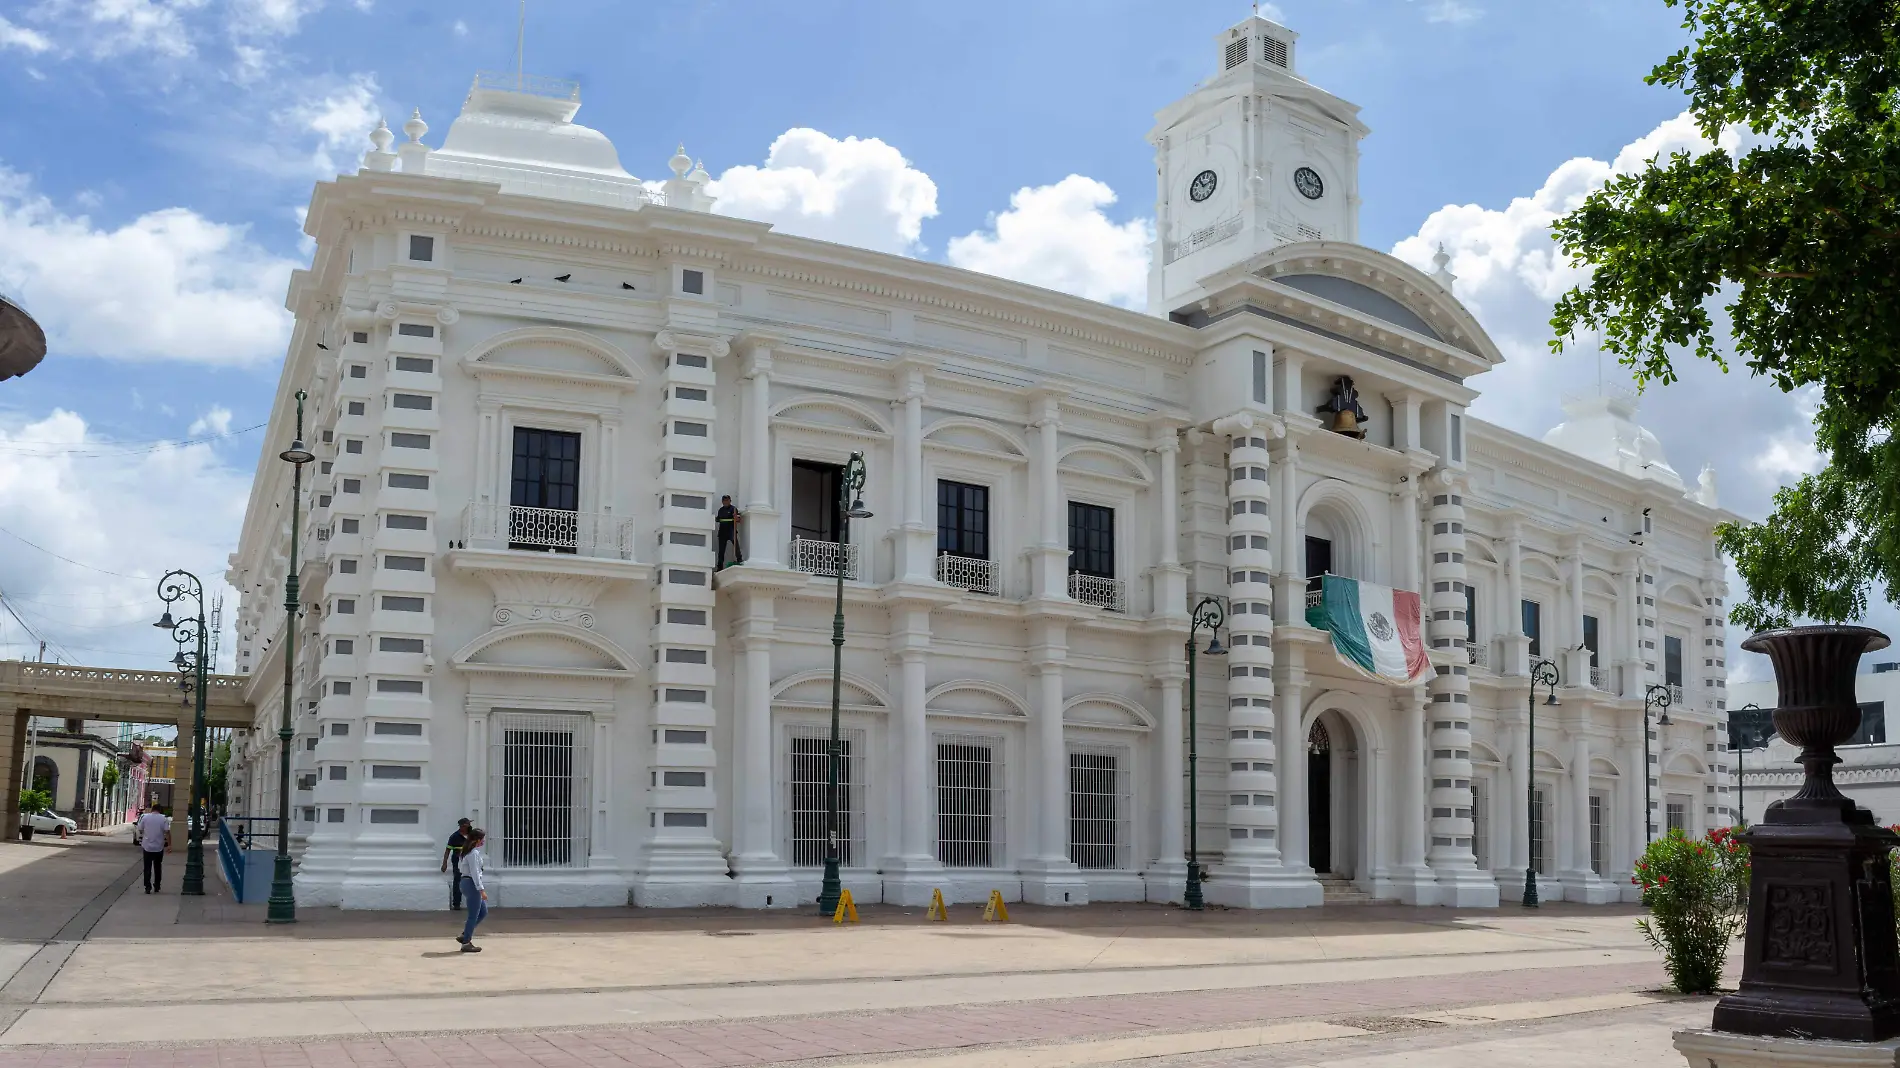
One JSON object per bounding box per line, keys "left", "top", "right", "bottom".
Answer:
{"left": 1763, "top": 883, "right": 1836, "bottom": 969}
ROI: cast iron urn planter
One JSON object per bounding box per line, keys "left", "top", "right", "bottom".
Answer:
{"left": 1713, "top": 626, "right": 1900, "bottom": 1041}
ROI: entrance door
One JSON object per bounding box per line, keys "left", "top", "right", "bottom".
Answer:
{"left": 1308, "top": 723, "right": 1332, "bottom": 874}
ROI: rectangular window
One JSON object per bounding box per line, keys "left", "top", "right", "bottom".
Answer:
{"left": 1522, "top": 600, "right": 1543, "bottom": 657}
{"left": 936, "top": 480, "right": 990, "bottom": 559}
{"left": 1067, "top": 502, "right": 1114, "bottom": 578}
{"left": 385, "top": 514, "right": 427, "bottom": 530}
{"left": 372, "top": 765, "right": 421, "bottom": 780}
{"left": 681, "top": 268, "right": 705, "bottom": 294}
{"left": 510, "top": 426, "right": 581, "bottom": 553}
{"left": 666, "top": 608, "right": 707, "bottom": 625}
{"left": 1530, "top": 787, "right": 1547, "bottom": 875}
{"left": 396, "top": 323, "right": 434, "bottom": 338}
{"left": 330, "top": 723, "right": 350, "bottom": 736}
{"left": 390, "top": 432, "right": 430, "bottom": 449}
{"left": 330, "top": 681, "right": 351, "bottom": 695}
{"left": 347, "top": 401, "right": 365, "bottom": 416}
{"left": 337, "top": 559, "right": 357, "bottom": 574}
{"left": 369, "top": 809, "right": 419, "bottom": 824}
{"left": 376, "top": 679, "right": 424, "bottom": 694}
{"left": 334, "top": 599, "right": 355, "bottom": 614}
{"left": 332, "top": 639, "right": 354, "bottom": 654}
{"left": 1589, "top": 794, "right": 1604, "bottom": 874}
{"left": 1854, "top": 702, "right": 1887, "bottom": 745}
{"left": 674, "top": 386, "right": 708, "bottom": 401}
{"left": 348, "top": 364, "right": 367, "bottom": 379}
{"left": 339, "top": 518, "right": 360, "bottom": 533}
{"left": 662, "top": 812, "right": 707, "bottom": 828}
{"left": 1465, "top": 584, "right": 1477, "bottom": 645}
{"left": 661, "top": 770, "right": 706, "bottom": 787}
{"left": 490, "top": 712, "right": 589, "bottom": 868}
{"left": 341, "top": 478, "right": 361, "bottom": 494}
{"left": 383, "top": 555, "right": 426, "bottom": 571}
{"left": 394, "top": 356, "right": 433, "bottom": 373}
{"left": 1305, "top": 536, "right": 1333, "bottom": 591}
{"left": 1666, "top": 797, "right": 1688, "bottom": 834}
{"left": 378, "top": 637, "right": 425, "bottom": 653}
{"left": 936, "top": 736, "right": 1001, "bottom": 868}
{"left": 1068, "top": 749, "right": 1125, "bottom": 870}
{"left": 388, "top": 472, "right": 429, "bottom": 490}
{"left": 791, "top": 460, "right": 843, "bottom": 542}
{"left": 1450, "top": 413, "right": 1464, "bottom": 463}
{"left": 787, "top": 727, "right": 865, "bottom": 867}
{"left": 345, "top": 439, "right": 363, "bottom": 453}
{"left": 663, "top": 729, "right": 707, "bottom": 744}
{"left": 673, "top": 421, "right": 708, "bottom": 437}
{"left": 373, "top": 721, "right": 423, "bottom": 737}
{"left": 1583, "top": 615, "right": 1601, "bottom": 666}
{"left": 408, "top": 234, "right": 434, "bottom": 262}
{"left": 672, "top": 457, "right": 707, "bottom": 473}
{"left": 1251, "top": 350, "right": 1267, "bottom": 405}
{"left": 327, "top": 808, "right": 345, "bottom": 823}
{"left": 380, "top": 596, "right": 424, "bottom": 612}
{"left": 328, "top": 766, "right": 348, "bottom": 781}
{"left": 1665, "top": 634, "right": 1684, "bottom": 686}
{"left": 351, "top": 331, "right": 368, "bottom": 344}
{"left": 391, "top": 393, "right": 432, "bottom": 410}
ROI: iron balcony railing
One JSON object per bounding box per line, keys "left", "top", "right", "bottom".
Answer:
{"left": 790, "top": 537, "right": 861, "bottom": 581}
{"left": 937, "top": 554, "right": 998, "bottom": 595}
{"left": 1068, "top": 572, "right": 1125, "bottom": 612}
{"left": 1305, "top": 589, "right": 1324, "bottom": 609}
{"left": 1590, "top": 665, "right": 1605, "bottom": 689}
{"left": 1467, "top": 642, "right": 1489, "bottom": 669}
{"left": 459, "top": 503, "right": 637, "bottom": 560}
{"left": 1671, "top": 684, "right": 1685, "bottom": 705}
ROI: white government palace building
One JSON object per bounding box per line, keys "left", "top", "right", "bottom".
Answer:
{"left": 226, "top": 13, "right": 1741, "bottom": 910}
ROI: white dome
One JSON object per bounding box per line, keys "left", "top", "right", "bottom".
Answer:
{"left": 422, "top": 75, "right": 652, "bottom": 210}
{"left": 1541, "top": 393, "right": 1685, "bottom": 491}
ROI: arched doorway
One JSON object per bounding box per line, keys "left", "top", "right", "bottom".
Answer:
{"left": 1307, "top": 710, "right": 1363, "bottom": 880}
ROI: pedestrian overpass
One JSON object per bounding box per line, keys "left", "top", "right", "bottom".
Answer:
{"left": 1, "top": 661, "right": 253, "bottom": 832}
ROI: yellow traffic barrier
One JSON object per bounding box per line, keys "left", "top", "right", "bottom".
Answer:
{"left": 981, "top": 889, "right": 1010, "bottom": 923}
{"left": 926, "top": 888, "right": 948, "bottom": 921}
{"left": 832, "top": 888, "right": 860, "bottom": 924}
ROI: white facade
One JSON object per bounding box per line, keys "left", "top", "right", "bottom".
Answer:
{"left": 226, "top": 14, "right": 1738, "bottom": 910}
{"left": 1731, "top": 665, "right": 1900, "bottom": 827}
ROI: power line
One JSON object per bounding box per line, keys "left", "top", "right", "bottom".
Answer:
{"left": 0, "top": 524, "right": 155, "bottom": 580}
{"left": 0, "top": 421, "right": 265, "bottom": 458}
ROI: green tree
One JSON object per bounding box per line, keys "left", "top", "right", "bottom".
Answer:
{"left": 100, "top": 762, "right": 119, "bottom": 795}
{"left": 1549, "top": 0, "right": 1900, "bottom": 630}
{"left": 18, "top": 788, "right": 52, "bottom": 816}
{"left": 206, "top": 739, "right": 231, "bottom": 809}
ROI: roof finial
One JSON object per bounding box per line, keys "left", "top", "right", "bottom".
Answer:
{"left": 365, "top": 118, "right": 398, "bottom": 172}
{"left": 1430, "top": 242, "right": 1456, "bottom": 292}
{"left": 369, "top": 118, "right": 393, "bottom": 154}
{"left": 669, "top": 144, "right": 692, "bottom": 178}
{"left": 404, "top": 107, "right": 428, "bottom": 144}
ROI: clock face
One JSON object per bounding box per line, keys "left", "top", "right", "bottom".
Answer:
{"left": 1293, "top": 166, "right": 1325, "bottom": 200}
{"left": 1188, "top": 169, "right": 1219, "bottom": 203}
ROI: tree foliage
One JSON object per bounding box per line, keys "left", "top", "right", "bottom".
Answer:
{"left": 1549, "top": 0, "right": 1900, "bottom": 631}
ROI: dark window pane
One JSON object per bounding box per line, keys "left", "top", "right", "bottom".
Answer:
{"left": 1664, "top": 635, "right": 1683, "bottom": 686}
{"left": 937, "top": 481, "right": 990, "bottom": 559}
{"left": 1522, "top": 600, "right": 1542, "bottom": 657}
{"left": 1305, "top": 536, "right": 1332, "bottom": 591}
{"left": 1067, "top": 502, "right": 1114, "bottom": 577}
{"left": 792, "top": 460, "right": 843, "bottom": 542}
{"left": 1582, "top": 615, "right": 1600, "bottom": 666}
{"left": 510, "top": 427, "right": 582, "bottom": 552}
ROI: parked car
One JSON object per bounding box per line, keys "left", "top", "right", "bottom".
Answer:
{"left": 20, "top": 809, "right": 77, "bottom": 839}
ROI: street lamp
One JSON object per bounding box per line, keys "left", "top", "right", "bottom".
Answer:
{"left": 1733, "top": 702, "right": 1762, "bottom": 829}
{"left": 1522, "top": 657, "right": 1559, "bottom": 908}
{"left": 155, "top": 570, "right": 210, "bottom": 896}
{"left": 817, "top": 452, "right": 871, "bottom": 917}
{"left": 270, "top": 389, "right": 315, "bottom": 925}
{"left": 1643, "top": 682, "right": 1673, "bottom": 843}
{"left": 1183, "top": 595, "right": 1226, "bottom": 911}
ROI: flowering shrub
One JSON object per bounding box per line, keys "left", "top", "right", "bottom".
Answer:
{"left": 1889, "top": 826, "right": 1900, "bottom": 934}
{"left": 1634, "top": 828, "right": 1746, "bottom": 994}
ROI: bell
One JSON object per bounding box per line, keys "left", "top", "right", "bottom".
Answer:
{"left": 1331, "top": 408, "right": 1363, "bottom": 437}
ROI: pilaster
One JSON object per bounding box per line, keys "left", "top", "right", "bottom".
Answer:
{"left": 1424, "top": 468, "right": 1495, "bottom": 905}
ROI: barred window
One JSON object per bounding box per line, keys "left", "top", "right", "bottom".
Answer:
{"left": 786, "top": 726, "right": 865, "bottom": 868}
{"left": 1589, "top": 793, "right": 1605, "bottom": 874}
{"left": 1530, "top": 787, "right": 1548, "bottom": 875}
{"left": 936, "top": 735, "right": 1002, "bottom": 868}
{"left": 489, "top": 712, "right": 589, "bottom": 868}
{"left": 1068, "top": 747, "right": 1129, "bottom": 870}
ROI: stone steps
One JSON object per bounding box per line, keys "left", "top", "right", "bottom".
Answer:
{"left": 1316, "top": 875, "right": 1372, "bottom": 905}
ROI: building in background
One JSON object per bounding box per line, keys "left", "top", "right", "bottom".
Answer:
{"left": 1731, "top": 663, "right": 1900, "bottom": 825}
{"left": 225, "top": 12, "right": 1735, "bottom": 910}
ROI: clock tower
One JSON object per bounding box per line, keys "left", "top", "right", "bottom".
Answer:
{"left": 1147, "top": 14, "right": 1369, "bottom": 315}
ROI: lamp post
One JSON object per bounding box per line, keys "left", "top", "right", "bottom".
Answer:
{"left": 155, "top": 571, "right": 210, "bottom": 896}
{"left": 1733, "top": 702, "right": 1762, "bottom": 829}
{"left": 1642, "top": 682, "right": 1673, "bottom": 842}
{"left": 1522, "top": 657, "right": 1559, "bottom": 908}
{"left": 270, "top": 390, "right": 315, "bottom": 924}
{"left": 817, "top": 452, "right": 871, "bottom": 917}
{"left": 1183, "top": 595, "right": 1227, "bottom": 911}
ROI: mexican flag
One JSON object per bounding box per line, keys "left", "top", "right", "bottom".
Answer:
{"left": 1307, "top": 575, "right": 1431, "bottom": 685}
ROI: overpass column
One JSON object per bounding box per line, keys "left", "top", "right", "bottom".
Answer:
{"left": 173, "top": 713, "right": 196, "bottom": 837}
{"left": 1, "top": 707, "right": 23, "bottom": 838}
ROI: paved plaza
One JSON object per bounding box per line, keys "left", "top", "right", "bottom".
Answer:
{"left": 0, "top": 833, "right": 1718, "bottom": 1066}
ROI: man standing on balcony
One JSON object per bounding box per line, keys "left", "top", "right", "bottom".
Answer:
{"left": 716, "top": 495, "right": 744, "bottom": 570}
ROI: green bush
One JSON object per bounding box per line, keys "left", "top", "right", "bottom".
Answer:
{"left": 1634, "top": 828, "right": 1746, "bottom": 994}
{"left": 17, "top": 788, "right": 52, "bottom": 817}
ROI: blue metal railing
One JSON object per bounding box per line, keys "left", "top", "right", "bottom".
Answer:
{"left": 215, "top": 816, "right": 281, "bottom": 903}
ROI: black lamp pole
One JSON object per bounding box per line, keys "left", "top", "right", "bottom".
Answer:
{"left": 1183, "top": 595, "right": 1226, "bottom": 911}
{"left": 1523, "top": 657, "right": 1559, "bottom": 908}
{"left": 817, "top": 452, "right": 870, "bottom": 917}
{"left": 1642, "top": 682, "right": 1673, "bottom": 843}
{"left": 1734, "top": 702, "right": 1761, "bottom": 829}
{"left": 270, "top": 390, "right": 315, "bottom": 924}
{"left": 155, "top": 571, "right": 210, "bottom": 895}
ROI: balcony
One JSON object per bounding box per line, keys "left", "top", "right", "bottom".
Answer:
{"left": 459, "top": 503, "right": 636, "bottom": 560}
{"left": 790, "top": 537, "right": 860, "bottom": 581}
{"left": 1590, "top": 665, "right": 1605, "bottom": 689}
{"left": 1068, "top": 572, "right": 1125, "bottom": 612}
{"left": 1671, "top": 684, "right": 1685, "bottom": 705}
{"left": 1467, "top": 643, "right": 1489, "bottom": 669}
{"left": 937, "top": 554, "right": 998, "bottom": 595}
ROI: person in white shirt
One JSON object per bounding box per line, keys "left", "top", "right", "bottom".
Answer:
{"left": 456, "top": 828, "right": 488, "bottom": 952}
{"left": 134, "top": 805, "right": 170, "bottom": 893}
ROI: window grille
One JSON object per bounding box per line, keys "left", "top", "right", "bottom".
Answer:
{"left": 1261, "top": 36, "right": 1288, "bottom": 67}
{"left": 1471, "top": 779, "right": 1488, "bottom": 870}
{"left": 1068, "top": 746, "right": 1130, "bottom": 870}
{"left": 1530, "top": 787, "right": 1547, "bottom": 875}
{"left": 489, "top": 712, "right": 590, "bottom": 868}
{"left": 935, "top": 734, "right": 1003, "bottom": 868}
{"left": 785, "top": 725, "right": 866, "bottom": 868}
{"left": 1666, "top": 797, "right": 1688, "bottom": 834}
{"left": 1589, "top": 793, "right": 1604, "bottom": 874}
{"left": 1224, "top": 37, "right": 1248, "bottom": 69}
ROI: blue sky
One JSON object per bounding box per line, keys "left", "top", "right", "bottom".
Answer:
{"left": 0, "top": 0, "right": 1850, "bottom": 673}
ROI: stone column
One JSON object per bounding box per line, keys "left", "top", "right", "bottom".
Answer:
{"left": 1569, "top": 732, "right": 1594, "bottom": 886}
{"left": 1425, "top": 470, "right": 1494, "bottom": 905}
{"left": 1147, "top": 667, "right": 1187, "bottom": 900}
{"left": 1492, "top": 721, "right": 1520, "bottom": 897}
{"left": 1392, "top": 690, "right": 1434, "bottom": 902}
{"left": 1510, "top": 706, "right": 1533, "bottom": 880}
{"left": 1, "top": 706, "right": 24, "bottom": 839}
{"left": 1222, "top": 425, "right": 1278, "bottom": 863}
{"left": 1620, "top": 733, "right": 1646, "bottom": 900}
{"left": 1027, "top": 394, "right": 1068, "bottom": 600}
{"left": 1146, "top": 431, "right": 1187, "bottom": 618}
{"left": 880, "top": 601, "right": 940, "bottom": 905}
{"left": 730, "top": 590, "right": 794, "bottom": 906}
{"left": 1502, "top": 526, "right": 1528, "bottom": 676}
{"left": 1276, "top": 667, "right": 1309, "bottom": 872}
{"left": 741, "top": 344, "right": 781, "bottom": 568}
{"left": 1022, "top": 618, "right": 1085, "bottom": 905}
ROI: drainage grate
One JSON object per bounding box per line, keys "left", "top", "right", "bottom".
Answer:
{"left": 1333, "top": 1016, "right": 1449, "bottom": 1034}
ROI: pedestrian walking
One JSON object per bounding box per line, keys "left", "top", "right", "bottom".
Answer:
{"left": 440, "top": 817, "right": 472, "bottom": 910}
{"left": 134, "top": 804, "right": 170, "bottom": 893}
{"left": 456, "top": 828, "right": 489, "bottom": 953}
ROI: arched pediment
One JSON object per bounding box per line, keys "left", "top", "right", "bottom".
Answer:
{"left": 464, "top": 326, "right": 642, "bottom": 384}
{"left": 772, "top": 395, "right": 892, "bottom": 438}
{"left": 771, "top": 669, "right": 892, "bottom": 711}
{"left": 1470, "top": 740, "right": 1502, "bottom": 764}
{"left": 1584, "top": 572, "right": 1622, "bottom": 598}
{"left": 1063, "top": 693, "right": 1154, "bottom": 732}
{"left": 1591, "top": 756, "right": 1622, "bottom": 777}
{"left": 1659, "top": 582, "right": 1704, "bottom": 611}
{"left": 926, "top": 679, "right": 1028, "bottom": 718}
{"left": 1058, "top": 444, "right": 1152, "bottom": 485}
{"left": 1249, "top": 242, "right": 1506, "bottom": 367}
{"left": 922, "top": 418, "right": 1028, "bottom": 461}
{"left": 1519, "top": 554, "right": 1564, "bottom": 584}
{"left": 1533, "top": 748, "right": 1567, "bottom": 772}
{"left": 1665, "top": 751, "right": 1709, "bottom": 776}
{"left": 450, "top": 623, "right": 640, "bottom": 678}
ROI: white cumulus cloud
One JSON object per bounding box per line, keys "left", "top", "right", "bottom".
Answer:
{"left": 0, "top": 15, "right": 53, "bottom": 53}
{"left": 1417, "top": 0, "right": 1482, "bottom": 23}
{"left": 29, "top": 0, "right": 207, "bottom": 59}
{"left": 277, "top": 73, "right": 380, "bottom": 175}
{"left": 0, "top": 167, "right": 295, "bottom": 365}
{"left": 708, "top": 129, "right": 940, "bottom": 256}
{"left": 946, "top": 175, "right": 1152, "bottom": 308}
